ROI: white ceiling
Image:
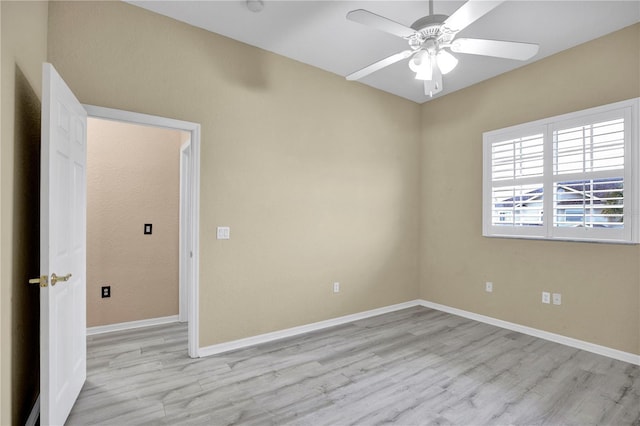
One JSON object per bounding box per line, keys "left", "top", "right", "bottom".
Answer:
{"left": 127, "top": 1, "right": 640, "bottom": 104}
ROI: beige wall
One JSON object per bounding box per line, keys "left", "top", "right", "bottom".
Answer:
{"left": 0, "top": 2, "right": 638, "bottom": 424}
{"left": 420, "top": 24, "right": 640, "bottom": 355}
{"left": 87, "top": 118, "right": 184, "bottom": 327}
{"left": 48, "top": 1, "right": 422, "bottom": 346}
{"left": 1, "top": 1, "right": 48, "bottom": 424}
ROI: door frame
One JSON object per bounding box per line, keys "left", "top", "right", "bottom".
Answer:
{"left": 179, "top": 141, "right": 191, "bottom": 323}
{"left": 83, "top": 105, "right": 201, "bottom": 358}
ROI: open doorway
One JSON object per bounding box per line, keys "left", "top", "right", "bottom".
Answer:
{"left": 83, "top": 105, "right": 200, "bottom": 358}
{"left": 86, "top": 118, "right": 186, "bottom": 326}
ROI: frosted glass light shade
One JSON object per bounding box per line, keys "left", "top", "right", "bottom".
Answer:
{"left": 437, "top": 50, "right": 458, "bottom": 74}
{"left": 409, "top": 50, "right": 433, "bottom": 80}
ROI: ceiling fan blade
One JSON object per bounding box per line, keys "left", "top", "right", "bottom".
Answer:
{"left": 346, "top": 50, "right": 413, "bottom": 81}
{"left": 347, "top": 9, "right": 416, "bottom": 38}
{"left": 451, "top": 38, "right": 539, "bottom": 60}
{"left": 442, "top": 0, "right": 505, "bottom": 34}
{"left": 424, "top": 64, "right": 443, "bottom": 97}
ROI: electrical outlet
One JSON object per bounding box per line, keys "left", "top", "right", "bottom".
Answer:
{"left": 333, "top": 282, "right": 340, "bottom": 293}
{"left": 217, "top": 226, "right": 230, "bottom": 240}
{"left": 542, "top": 291, "right": 550, "bottom": 304}
{"left": 485, "top": 282, "right": 493, "bottom": 292}
{"left": 102, "top": 286, "right": 111, "bottom": 298}
{"left": 552, "top": 293, "right": 562, "bottom": 305}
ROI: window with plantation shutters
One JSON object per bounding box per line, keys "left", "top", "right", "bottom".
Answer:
{"left": 483, "top": 98, "right": 639, "bottom": 244}
{"left": 490, "top": 133, "right": 544, "bottom": 230}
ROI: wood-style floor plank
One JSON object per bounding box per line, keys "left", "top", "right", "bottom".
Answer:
{"left": 67, "top": 307, "right": 640, "bottom": 425}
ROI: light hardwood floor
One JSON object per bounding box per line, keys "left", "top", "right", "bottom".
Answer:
{"left": 67, "top": 306, "right": 640, "bottom": 425}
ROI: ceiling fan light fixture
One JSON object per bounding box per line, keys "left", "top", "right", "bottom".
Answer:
{"left": 409, "top": 50, "right": 433, "bottom": 80}
{"left": 408, "top": 50, "right": 426, "bottom": 72}
{"left": 436, "top": 49, "right": 458, "bottom": 74}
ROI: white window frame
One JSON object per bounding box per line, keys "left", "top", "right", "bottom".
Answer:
{"left": 483, "top": 98, "right": 639, "bottom": 244}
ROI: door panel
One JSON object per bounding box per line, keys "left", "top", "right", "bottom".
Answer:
{"left": 40, "top": 63, "right": 87, "bottom": 426}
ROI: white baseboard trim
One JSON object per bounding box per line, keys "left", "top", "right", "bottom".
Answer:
{"left": 87, "top": 315, "right": 179, "bottom": 336}
{"left": 25, "top": 394, "right": 39, "bottom": 426}
{"left": 198, "top": 300, "right": 421, "bottom": 357}
{"left": 197, "top": 299, "right": 639, "bottom": 366}
{"left": 418, "top": 299, "right": 640, "bottom": 366}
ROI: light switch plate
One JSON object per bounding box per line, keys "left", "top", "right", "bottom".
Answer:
{"left": 217, "top": 226, "right": 230, "bottom": 240}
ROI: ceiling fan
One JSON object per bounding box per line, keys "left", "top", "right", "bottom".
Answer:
{"left": 345, "top": 0, "right": 539, "bottom": 97}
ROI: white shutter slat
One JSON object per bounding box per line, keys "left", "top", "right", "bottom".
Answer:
{"left": 554, "top": 118, "right": 624, "bottom": 175}
{"left": 553, "top": 178, "right": 624, "bottom": 228}
{"left": 491, "top": 184, "right": 543, "bottom": 227}
{"left": 491, "top": 134, "right": 544, "bottom": 181}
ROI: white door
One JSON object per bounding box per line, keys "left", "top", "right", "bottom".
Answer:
{"left": 39, "top": 63, "right": 87, "bottom": 426}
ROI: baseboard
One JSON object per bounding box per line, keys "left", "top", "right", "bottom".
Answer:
{"left": 198, "top": 298, "right": 639, "bottom": 366}
{"left": 87, "top": 315, "right": 179, "bottom": 336}
{"left": 25, "top": 394, "right": 39, "bottom": 426}
{"left": 418, "top": 299, "right": 640, "bottom": 366}
{"left": 198, "top": 300, "right": 421, "bottom": 357}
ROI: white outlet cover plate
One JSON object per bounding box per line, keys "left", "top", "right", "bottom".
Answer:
{"left": 485, "top": 282, "right": 493, "bottom": 292}
{"left": 542, "top": 292, "right": 551, "bottom": 304}
{"left": 217, "top": 226, "right": 230, "bottom": 240}
{"left": 552, "top": 293, "right": 562, "bottom": 305}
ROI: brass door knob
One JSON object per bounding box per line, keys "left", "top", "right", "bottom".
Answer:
{"left": 51, "top": 273, "right": 72, "bottom": 286}
{"left": 28, "top": 275, "right": 48, "bottom": 287}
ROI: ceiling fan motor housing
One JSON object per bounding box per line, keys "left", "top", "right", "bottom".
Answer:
{"left": 408, "top": 14, "right": 456, "bottom": 52}
{"left": 410, "top": 14, "right": 448, "bottom": 33}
